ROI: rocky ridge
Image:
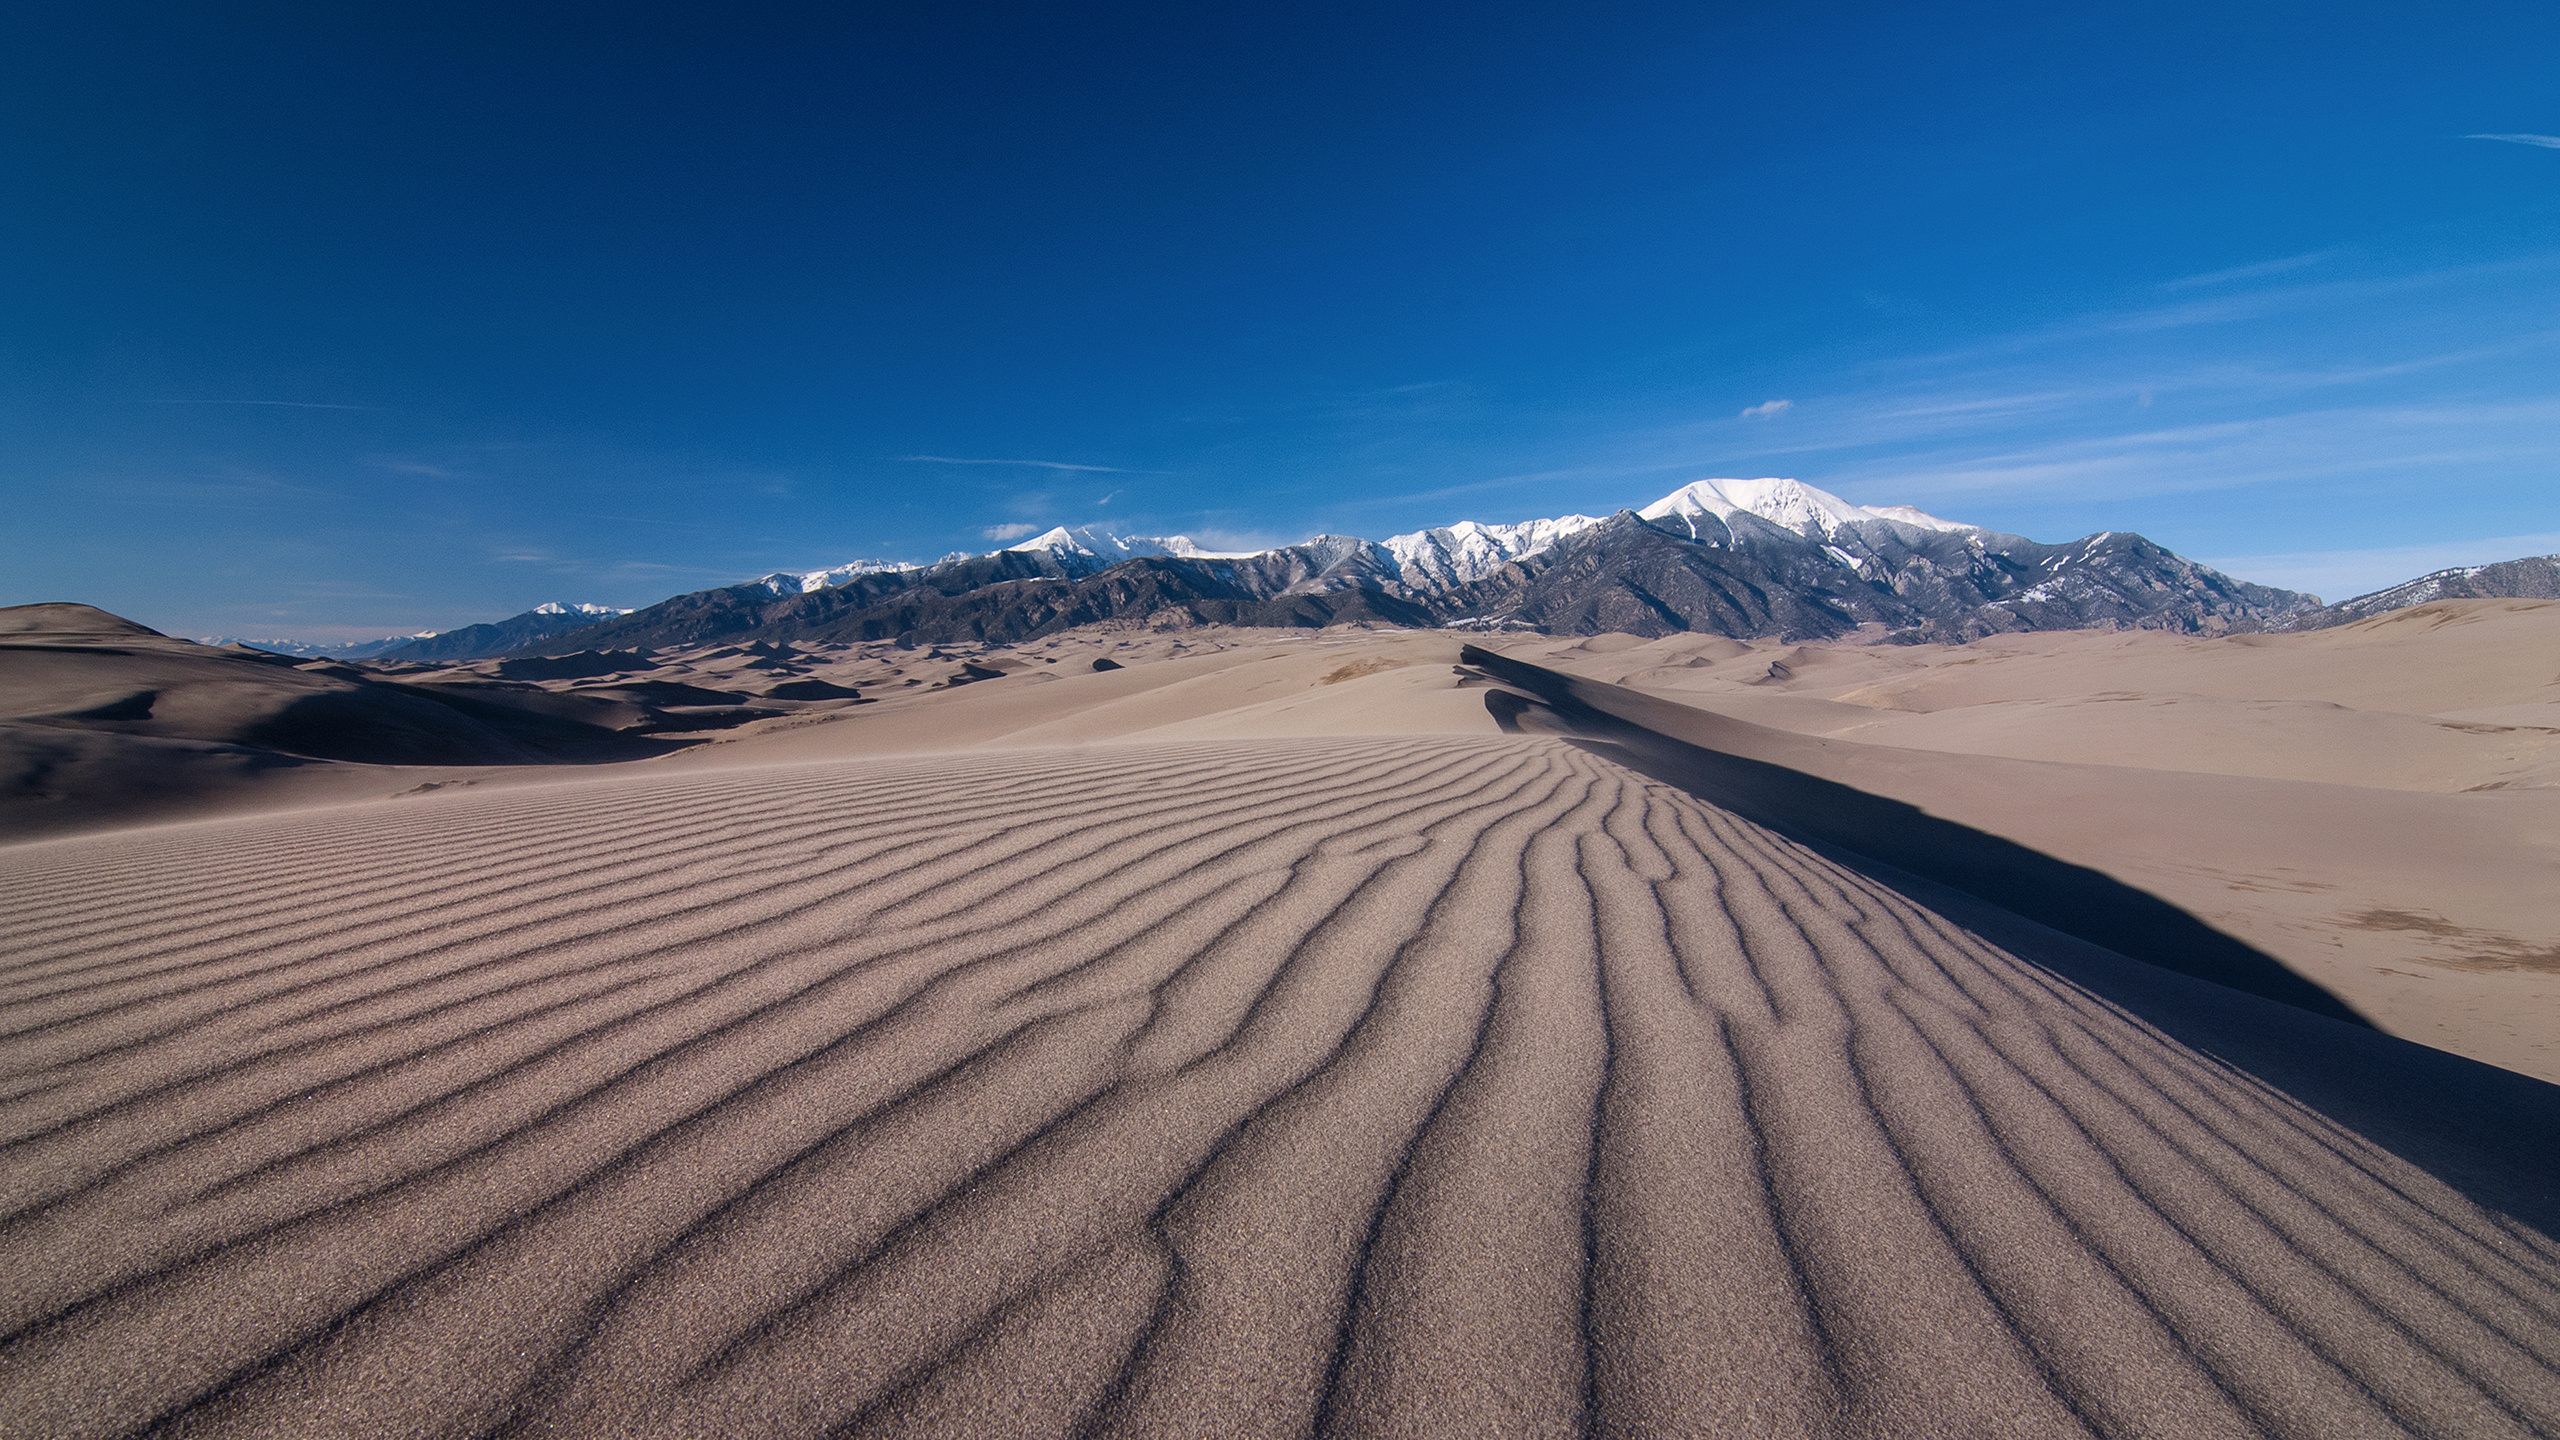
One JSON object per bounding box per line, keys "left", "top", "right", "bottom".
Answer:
{"left": 512, "top": 478, "right": 2318, "bottom": 655}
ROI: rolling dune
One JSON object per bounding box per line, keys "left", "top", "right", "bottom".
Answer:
{"left": 1500, "top": 610, "right": 2560, "bottom": 1082}
{"left": 4, "top": 735, "right": 2559, "bottom": 1438}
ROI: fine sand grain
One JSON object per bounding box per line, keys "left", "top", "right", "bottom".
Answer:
{"left": 5, "top": 734, "right": 2558, "bottom": 1438}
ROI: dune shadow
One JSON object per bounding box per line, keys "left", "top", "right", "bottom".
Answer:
{"left": 1468, "top": 645, "right": 2560, "bottom": 1236}
{"left": 1467, "top": 645, "right": 2363, "bottom": 1026}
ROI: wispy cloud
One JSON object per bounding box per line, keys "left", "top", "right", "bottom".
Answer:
{"left": 904, "top": 455, "right": 1147, "bottom": 473}
{"left": 1873, "top": 389, "right": 2096, "bottom": 422}
{"left": 981, "top": 522, "right": 1040, "bottom": 541}
{"left": 1095, "top": 490, "right": 1121, "bottom": 506}
{"left": 2197, "top": 529, "right": 2560, "bottom": 603}
{"left": 1816, "top": 397, "right": 2560, "bottom": 509}
{"left": 1739, "top": 399, "right": 1794, "bottom": 420}
{"left": 1867, "top": 252, "right": 2560, "bottom": 373}
{"left": 2159, "top": 250, "right": 2339, "bottom": 291}
{"left": 2466, "top": 133, "right": 2560, "bottom": 149}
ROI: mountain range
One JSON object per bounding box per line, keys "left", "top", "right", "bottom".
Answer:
{"left": 207, "top": 602, "right": 630, "bottom": 662}
{"left": 461, "top": 478, "right": 2323, "bottom": 658}
{"left": 374, "top": 602, "right": 630, "bottom": 661}
{"left": 255, "top": 479, "right": 2559, "bottom": 663}
{"left": 2274, "top": 553, "right": 2560, "bottom": 631}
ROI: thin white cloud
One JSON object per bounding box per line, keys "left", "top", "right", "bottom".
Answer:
{"left": 1095, "top": 490, "right": 1121, "bottom": 506}
{"left": 1873, "top": 389, "right": 2096, "bottom": 421}
{"left": 2197, "top": 530, "right": 2560, "bottom": 603}
{"left": 1869, "top": 252, "right": 2560, "bottom": 372}
{"left": 981, "top": 522, "right": 1040, "bottom": 541}
{"left": 2159, "top": 250, "right": 2339, "bottom": 291}
{"left": 905, "top": 454, "right": 1142, "bottom": 473}
{"left": 2466, "top": 133, "right": 2560, "bottom": 149}
{"left": 1739, "top": 399, "right": 1794, "bottom": 420}
{"left": 1818, "top": 397, "right": 2560, "bottom": 509}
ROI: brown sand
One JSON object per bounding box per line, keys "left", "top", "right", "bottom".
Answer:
{"left": 5, "top": 621, "right": 2560, "bottom": 1436}
{"left": 5, "top": 715, "right": 2560, "bottom": 1437}
{"left": 1507, "top": 602, "right": 2560, "bottom": 1082}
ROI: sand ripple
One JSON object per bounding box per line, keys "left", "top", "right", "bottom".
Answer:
{"left": 1, "top": 736, "right": 2555, "bottom": 1438}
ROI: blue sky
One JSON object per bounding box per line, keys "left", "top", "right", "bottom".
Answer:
{"left": 4, "top": 1, "right": 2555, "bottom": 640}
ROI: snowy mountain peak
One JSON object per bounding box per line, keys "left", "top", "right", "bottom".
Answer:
{"left": 759, "top": 559, "right": 920, "bottom": 595}
{"left": 1638, "top": 478, "right": 1969, "bottom": 541}
{"left": 1006, "top": 525, "right": 1259, "bottom": 563}
{"left": 1383, "top": 515, "right": 1604, "bottom": 588}
{"left": 493, "top": 476, "right": 2315, "bottom": 653}
{"left": 529, "top": 601, "right": 629, "bottom": 617}
{"left": 976, "top": 479, "right": 1969, "bottom": 591}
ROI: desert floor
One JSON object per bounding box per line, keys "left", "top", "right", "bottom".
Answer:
{"left": 3, "top": 611, "right": 2557, "bottom": 1437}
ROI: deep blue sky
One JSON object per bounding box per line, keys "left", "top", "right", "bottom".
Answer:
{"left": 5, "top": 1, "right": 2556, "bottom": 639}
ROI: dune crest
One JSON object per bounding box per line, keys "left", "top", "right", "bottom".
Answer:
{"left": 3, "top": 736, "right": 2555, "bottom": 1438}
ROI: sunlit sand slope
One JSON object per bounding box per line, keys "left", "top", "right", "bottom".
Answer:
{"left": 2, "top": 737, "right": 2556, "bottom": 1439}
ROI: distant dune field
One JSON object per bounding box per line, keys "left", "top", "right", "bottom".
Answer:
{"left": 5, "top": 730, "right": 2559, "bottom": 1438}
{"left": 1514, "top": 600, "right": 2560, "bottom": 1083}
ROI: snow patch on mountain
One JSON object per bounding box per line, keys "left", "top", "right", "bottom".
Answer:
{"left": 971, "top": 480, "right": 1971, "bottom": 593}
{"left": 1639, "top": 478, "right": 1969, "bottom": 543}
{"left": 1383, "top": 516, "right": 1605, "bottom": 588}
{"left": 200, "top": 633, "right": 435, "bottom": 659}
{"left": 758, "top": 560, "right": 920, "bottom": 595}
{"left": 1006, "top": 526, "right": 1261, "bottom": 564}
{"left": 2275, "top": 552, "right": 2560, "bottom": 630}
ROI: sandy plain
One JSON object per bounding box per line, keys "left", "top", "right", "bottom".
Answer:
{"left": 2, "top": 608, "right": 2557, "bottom": 1437}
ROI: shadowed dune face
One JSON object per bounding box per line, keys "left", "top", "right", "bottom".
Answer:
{"left": 1462, "top": 645, "right": 2372, "bottom": 1027}
{"left": 1475, "top": 620, "right": 2560, "bottom": 1084}
{"left": 3, "top": 738, "right": 2557, "bottom": 1439}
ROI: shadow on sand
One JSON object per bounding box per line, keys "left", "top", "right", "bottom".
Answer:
{"left": 1465, "top": 644, "right": 2560, "bottom": 1237}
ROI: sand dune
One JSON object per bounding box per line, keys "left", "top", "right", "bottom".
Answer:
{"left": 1521, "top": 599, "right": 2560, "bottom": 793}
{"left": 5, "top": 735, "right": 2558, "bottom": 1438}
{"left": 1502, "top": 606, "right": 2560, "bottom": 1082}
{"left": 0, "top": 603, "right": 775, "bottom": 840}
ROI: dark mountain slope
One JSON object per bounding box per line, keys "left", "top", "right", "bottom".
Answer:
{"left": 2279, "top": 554, "right": 2560, "bottom": 631}
{"left": 1437, "top": 513, "right": 2313, "bottom": 641}
{"left": 491, "top": 505, "right": 2317, "bottom": 657}
{"left": 517, "top": 541, "right": 1436, "bottom": 653}
{"left": 377, "top": 605, "right": 628, "bottom": 662}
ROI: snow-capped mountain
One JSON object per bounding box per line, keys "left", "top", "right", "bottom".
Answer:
{"left": 1005, "top": 526, "right": 1260, "bottom": 566}
{"left": 1638, "top": 477, "right": 1970, "bottom": 542}
{"left": 991, "top": 479, "right": 1931, "bottom": 590}
{"left": 995, "top": 478, "right": 1954, "bottom": 589}
{"left": 201, "top": 633, "right": 437, "bottom": 660}
{"left": 774, "top": 479, "right": 1966, "bottom": 601}
{"left": 1383, "top": 515, "right": 1605, "bottom": 588}
{"left": 497, "top": 478, "right": 2319, "bottom": 655}
{"left": 753, "top": 560, "right": 919, "bottom": 596}
{"left": 2276, "top": 553, "right": 2560, "bottom": 631}
{"left": 372, "top": 602, "right": 636, "bottom": 662}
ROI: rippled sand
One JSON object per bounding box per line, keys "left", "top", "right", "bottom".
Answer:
{"left": 5, "top": 734, "right": 2556, "bottom": 1438}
